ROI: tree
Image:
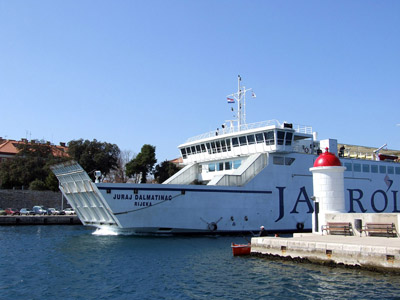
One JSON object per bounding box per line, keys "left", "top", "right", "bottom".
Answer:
{"left": 0, "top": 142, "right": 68, "bottom": 190}
{"left": 103, "top": 150, "right": 135, "bottom": 183}
{"left": 126, "top": 144, "right": 156, "bottom": 183}
{"left": 67, "top": 139, "right": 120, "bottom": 181}
{"left": 154, "top": 160, "right": 181, "bottom": 183}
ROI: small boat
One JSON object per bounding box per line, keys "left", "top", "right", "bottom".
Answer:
{"left": 231, "top": 243, "right": 251, "bottom": 256}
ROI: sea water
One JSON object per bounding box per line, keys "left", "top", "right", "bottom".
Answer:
{"left": 0, "top": 226, "right": 400, "bottom": 300}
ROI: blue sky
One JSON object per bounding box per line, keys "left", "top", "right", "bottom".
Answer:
{"left": 1, "top": 1, "right": 399, "bottom": 162}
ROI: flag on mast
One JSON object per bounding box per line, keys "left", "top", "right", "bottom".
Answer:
{"left": 227, "top": 97, "right": 235, "bottom": 103}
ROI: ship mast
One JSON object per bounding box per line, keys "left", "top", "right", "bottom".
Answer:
{"left": 227, "top": 75, "right": 253, "bottom": 131}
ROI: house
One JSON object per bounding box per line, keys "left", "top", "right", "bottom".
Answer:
{"left": 0, "top": 138, "right": 69, "bottom": 162}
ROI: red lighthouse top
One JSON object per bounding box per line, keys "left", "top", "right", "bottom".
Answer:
{"left": 313, "top": 148, "right": 342, "bottom": 167}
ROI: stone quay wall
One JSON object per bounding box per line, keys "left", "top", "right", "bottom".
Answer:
{"left": 0, "top": 190, "right": 67, "bottom": 210}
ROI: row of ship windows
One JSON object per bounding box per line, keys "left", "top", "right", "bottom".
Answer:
{"left": 207, "top": 156, "right": 295, "bottom": 173}
{"left": 344, "top": 162, "right": 400, "bottom": 175}
{"left": 181, "top": 130, "right": 293, "bottom": 158}
{"left": 208, "top": 160, "right": 242, "bottom": 172}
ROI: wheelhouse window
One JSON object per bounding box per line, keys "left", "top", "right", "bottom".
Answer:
{"left": 354, "top": 163, "right": 361, "bottom": 172}
{"left": 181, "top": 148, "right": 187, "bottom": 159}
{"left": 277, "top": 131, "right": 285, "bottom": 145}
{"left": 232, "top": 137, "right": 239, "bottom": 147}
{"left": 362, "top": 164, "right": 370, "bottom": 173}
{"left": 239, "top": 136, "right": 247, "bottom": 145}
{"left": 196, "top": 145, "right": 201, "bottom": 153}
{"left": 371, "top": 165, "right": 378, "bottom": 173}
{"left": 264, "top": 131, "right": 274, "bottom": 145}
{"left": 225, "top": 161, "right": 232, "bottom": 170}
{"left": 186, "top": 147, "right": 192, "bottom": 155}
{"left": 396, "top": 167, "right": 400, "bottom": 175}
{"left": 226, "top": 139, "right": 231, "bottom": 151}
{"left": 201, "top": 144, "right": 206, "bottom": 152}
{"left": 379, "top": 166, "right": 386, "bottom": 174}
{"left": 247, "top": 135, "right": 255, "bottom": 145}
{"left": 217, "top": 162, "right": 224, "bottom": 171}
{"left": 209, "top": 163, "right": 216, "bottom": 172}
{"left": 255, "top": 133, "right": 264, "bottom": 143}
{"left": 285, "top": 132, "right": 293, "bottom": 146}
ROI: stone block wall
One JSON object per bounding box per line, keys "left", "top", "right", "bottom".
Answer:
{"left": 0, "top": 190, "right": 68, "bottom": 210}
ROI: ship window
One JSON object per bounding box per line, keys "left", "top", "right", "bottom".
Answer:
{"left": 232, "top": 137, "right": 239, "bottom": 147}
{"left": 247, "top": 135, "right": 255, "bottom": 145}
{"left": 181, "top": 148, "right": 187, "bottom": 159}
{"left": 255, "top": 133, "right": 264, "bottom": 143}
{"left": 206, "top": 143, "right": 211, "bottom": 154}
{"left": 344, "top": 162, "right": 352, "bottom": 172}
{"left": 362, "top": 164, "right": 370, "bottom": 173}
{"left": 379, "top": 166, "right": 386, "bottom": 174}
{"left": 220, "top": 140, "right": 226, "bottom": 152}
{"left": 371, "top": 165, "right": 378, "bottom": 173}
{"left": 273, "top": 156, "right": 284, "bottom": 165}
{"left": 264, "top": 131, "right": 274, "bottom": 145}
{"left": 277, "top": 131, "right": 285, "bottom": 145}
{"left": 233, "top": 160, "right": 241, "bottom": 169}
{"left": 201, "top": 144, "right": 206, "bottom": 152}
{"left": 211, "top": 142, "right": 216, "bottom": 154}
{"left": 216, "top": 140, "right": 221, "bottom": 153}
{"left": 196, "top": 145, "right": 201, "bottom": 152}
{"left": 239, "top": 136, "right": 247, "bottom": 145}
{"left": 388, "top": 166, "right": 394, "bottom": 174}
{"left": 217, "top": 162, "right": 224, "bottom": 171}
{"left": 354, "top": 163, "right": 361, "bottom": 172}
{"left": 191, "top": 146, "right": 196, "bottom": 154}
{"left": 396, "top": 167, "right": 400, "bottom": 175}
{"left": 209, "top": 163, "right": 215, "bottom": 172}
{"left": 285, "top": 132, "right": 293, "bottom": 146}
{"left": 285, "top": 157, "right": 295, "bottom": 165}
{"left": 225, "top": 161, "right": 232, "bottom": 170}
{"left": 226, "top": 139, "right": 231, "bottom": 151}
{"left": 186, "top": 147, "right": 191, "bottom": 155}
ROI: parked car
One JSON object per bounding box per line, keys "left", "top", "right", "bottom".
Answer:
{"left": 5, "top": 208, "right": 19, "bottom": 215}
{"left": 32, "top": 206, "right": 46, "bottom": 215}
{"left": 64, "top": 208, "right": 75, "bottom": 215}
{"left": 20, "top": 208, "right": 33, "bottom": 215}
{"left": 47, "top": 208, "right": 60, "bottom": 215}
{"left": 0, "top": 208, "right": 6, "bottom": 215}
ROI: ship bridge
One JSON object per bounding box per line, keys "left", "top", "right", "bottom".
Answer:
{"left": 178, "top": 120, "right": 314, "bottom": 165}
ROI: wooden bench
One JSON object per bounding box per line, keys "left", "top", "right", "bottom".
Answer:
{"left": 321, "top": 222, "right": 353, "bottom": 236}
{"left": 361, "top": 223, "right": 398, "bottom": 237}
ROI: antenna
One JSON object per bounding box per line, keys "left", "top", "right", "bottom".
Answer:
{"left": 226, "top": 76, "right": 254, "bottom": 131}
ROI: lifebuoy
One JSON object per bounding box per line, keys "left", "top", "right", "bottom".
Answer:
{"left": 208, "top": 222, "right": 217, "bottom": 231}
{"left": 296, "top": 222, "right": 304, "bottom": 231}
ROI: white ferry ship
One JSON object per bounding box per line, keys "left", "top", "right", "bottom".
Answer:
{"left": 51, "top": 77, "right": 400, "bottom": 235}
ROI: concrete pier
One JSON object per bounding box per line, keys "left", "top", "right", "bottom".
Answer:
{"left": 251, "top": 234, "right": 400, "bottom": 273}
{"left": 0, "top": 215, "right": 81, "bottom": 225}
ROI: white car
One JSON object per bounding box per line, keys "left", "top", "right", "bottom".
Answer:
{"left": 64, "top": 208, "right": 75, "bottom": 215}
{"left": 47, "top": 208, "right": 60, "bottom": 215}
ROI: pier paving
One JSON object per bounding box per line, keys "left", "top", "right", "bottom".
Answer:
{"left": 251, "top": 233, "right": 400, "bottom": 273}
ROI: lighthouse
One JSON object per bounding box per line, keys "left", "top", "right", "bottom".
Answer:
{"left": 309, "top": 148, "right": 346, "bottom": 234}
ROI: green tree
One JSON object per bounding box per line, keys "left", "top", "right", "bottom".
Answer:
{"left": 126, "top": 144, "right": 156, "bottom": 183}
{"left": 154, "top": 160, "right": 181, "bottom": 183}
{"left": 0, "top": 142, "right": 68, "bottom": 190}
{"left": 67, "top": 139, "right": 120, "bottom": 181}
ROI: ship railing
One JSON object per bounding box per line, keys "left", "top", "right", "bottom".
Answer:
{"left": 186, "top": 120, "right": 312, "bottom": 143}
{"left": 211, "top": 153, "right": 268, "bottom": 186}
{"left": 163, "top": 163, "right": 198, "bottom": 184}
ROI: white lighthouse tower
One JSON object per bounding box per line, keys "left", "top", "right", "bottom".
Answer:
{"left": 309, "top": 148, "right": 346, "bottom": 234}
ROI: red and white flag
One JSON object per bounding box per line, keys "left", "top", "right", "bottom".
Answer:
{"left": 227, "top": 97, "right": 235, "bottom": 103}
